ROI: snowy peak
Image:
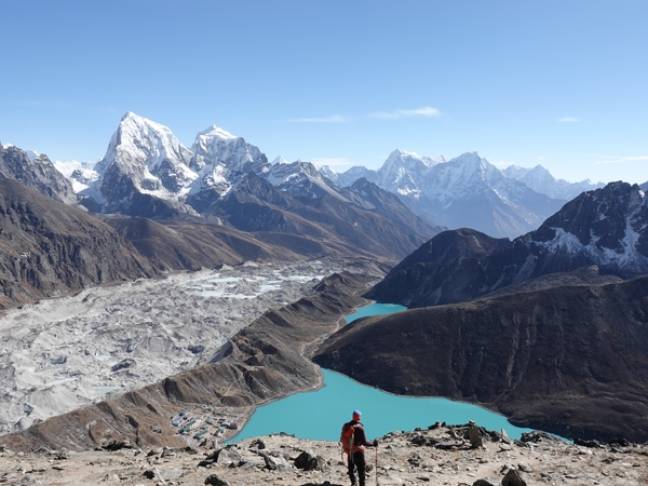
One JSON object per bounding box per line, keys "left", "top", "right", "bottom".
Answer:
{"left": 188, "top": 124, "right": 268, "bottom": 196}
{"left": 377, "top": 149, "right": 444, "bottom": 198}
{"left": 504, "top": 163, "right": 602, "bottom": 200}
{"left": 530, "top": 182, "right": 648, "bottom": 271}
{"left": 190, "top": 124, "right": 267, "bottom": 173}
{"left": 266, "top": 160, "right": 348, "bottom": 201}
{"left": 104, "top": 112, "right": 193, "bottom": 171}
{"left": 98, "top": 112, "right": 195, "bottom": 195}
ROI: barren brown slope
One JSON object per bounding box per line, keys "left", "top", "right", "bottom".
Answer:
{"left": 0, "top": 175, "right": 157, "bottom": 308}
{"left": 0, "top": 268, "right": 381, "bottom": 452}
{"left": 316, "top": 276, "right": 648, "bottom": 442}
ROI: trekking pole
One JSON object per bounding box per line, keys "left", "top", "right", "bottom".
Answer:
{"left": 375, "top": 444, "right": 379, "bottom": 486}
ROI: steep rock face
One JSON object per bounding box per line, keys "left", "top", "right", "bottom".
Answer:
{"left": 0, "top": 175, "right": 155, "bottom": 308}
{"left": 0, "top": 145, "right": 76, "bottom": 204}
{"left": 83, "top": 112, "right": 196, "bottom": 217}
{"left": 371, "top": 182, "right": 648, "bottom": 307}
{"left": 316, "top": 276, "right": 648, "bottom": 442}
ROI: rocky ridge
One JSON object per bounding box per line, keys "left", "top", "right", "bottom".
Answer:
{"left": 370, "top": 182, "right": 648, "bottom": 307}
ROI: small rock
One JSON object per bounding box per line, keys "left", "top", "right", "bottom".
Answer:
{"left": 188, "top": 344, "right": 205, "bottom": 354}
{"left": 143, "top": 470, "right": 155, "bottom": 479}
{"left": 49, "top": 355, "right": 67, "bottom": 365}
{"left": 101, "top": 439, "right": 133, "bottom": 451}
{"left": 204, "top": 474, "right": 229, "bottom": 486}
{"left": 249, "top": 439, "right": 266, "bottom": 450}
{"left": 473, "top": 480, "right": 496, "bottom": 486}
{"left": 111, "top": 358, "right": 135, "bottom": 372}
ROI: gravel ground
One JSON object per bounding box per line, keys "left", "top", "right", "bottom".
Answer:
{"left": 1, "top": 424, "right": 647, "bottom": 485}
{"left": 0, "top": 259, "right": 346, "bottom": 435}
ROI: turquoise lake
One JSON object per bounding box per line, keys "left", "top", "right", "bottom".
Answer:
{"left": 231, "top": 303, "right": 532, "bottom": 442}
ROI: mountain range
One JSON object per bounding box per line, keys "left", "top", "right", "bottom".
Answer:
{"left": 327, "top": 149, "right": 601, "bottom": 238}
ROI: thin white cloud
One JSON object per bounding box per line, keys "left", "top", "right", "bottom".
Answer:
{"left": 557, "top": 115, "right": 581, "bottom": 123}
{"left": 594, "top": 155, "right": 648, "bottom": 165}
{"left": 370, "top": 105, "right": 442, "bottom": 120}
{"left": 288, "top": 114, "right": 350, "bottom": 124}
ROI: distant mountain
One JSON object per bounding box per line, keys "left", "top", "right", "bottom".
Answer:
{"left": 503, "top": 164, "right": 602, "bottom": 200}
{"left": 196, "top": 169, "right": 440, "bottom": 259}
{"left": 370, "top": 182, "right": 648, "bottom": 307}
{"left": 316, "top": 275, "right": 648, "bottom": 442}
{"left": 82, "top": 112, "right": 199, "bottom": 217}
{"left": 189, "top": 124, "right": 269, "bottom": 198}
{"left": 0, "top": 144, "right": 76, "bottom": 204}
{"left": 335, "top": 151, "right": 565, "bottom": 238}
{"left": 53, "top": 160, "right": 98, "bottom": 193}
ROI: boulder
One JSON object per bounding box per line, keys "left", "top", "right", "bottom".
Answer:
{"left": 473, "top": 480, "right": 496, "bottom": 486}
{"left": 501, "top": 469, "right": 527, "bottom": 486}
{"left": 294, "top": 450, "right": 327, "bottom": 471}
{"left": 204, "top": 474, "right": 230, "bottom": 486}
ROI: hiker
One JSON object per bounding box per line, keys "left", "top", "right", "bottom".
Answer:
{"left": 340, "top": 409, "right": 378, "bottom": 486}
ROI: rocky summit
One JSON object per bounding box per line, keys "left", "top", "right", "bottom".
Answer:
{"left": 1, "top": 424, "right": 647, "bottom": 485}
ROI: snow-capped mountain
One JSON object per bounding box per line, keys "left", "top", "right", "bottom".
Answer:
{"left": 503, "top": 164, "right": 602, "bottom": 200}
{"left": 378, "top": 149, "right": 445, "bottom": 197}
{"left": 189, "top": 125, "right": 268, "bottom": 197}
{"left": 527, "top": 181, "right": 648, "bottom": 272}
{"left": 81, "top": 112, "right": 198, "bottom": 217}
{"left": 335, "top": 150, "right": 563, "bottom": 237}
{"left": 266, "top": 161, "right": 347, "bottom": 201}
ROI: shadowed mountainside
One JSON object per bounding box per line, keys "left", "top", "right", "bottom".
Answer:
{"left": 316, "top": 276, "right": 648, "bottom": 442}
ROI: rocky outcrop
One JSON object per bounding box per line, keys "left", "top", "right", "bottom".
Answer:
{"left": 317, "top": 276, "right": 648, "bottom": 442}
{"left": 0, "top": 144, "right": 76, "bottom": 204}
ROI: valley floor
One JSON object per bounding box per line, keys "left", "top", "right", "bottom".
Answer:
{"left": 1, "top": 424, "right": 646, "bottom": 485}
{"left": 0, "top": 259, "right": 346, "bottom": 435}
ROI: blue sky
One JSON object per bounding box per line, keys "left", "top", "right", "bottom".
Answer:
{"left": 1, "top": 0, "right": 646, "bottom": 183}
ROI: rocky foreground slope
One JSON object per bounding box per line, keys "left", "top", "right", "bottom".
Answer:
{"left": 1, "top": 424, "right": 647, "bottom": 485}
{"left": 317, "top": 276, "right": 648, "bottom": 442}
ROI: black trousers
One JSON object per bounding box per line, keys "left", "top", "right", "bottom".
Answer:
{"left": 347, "top": 451, "right": 366, "bottom": 486}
